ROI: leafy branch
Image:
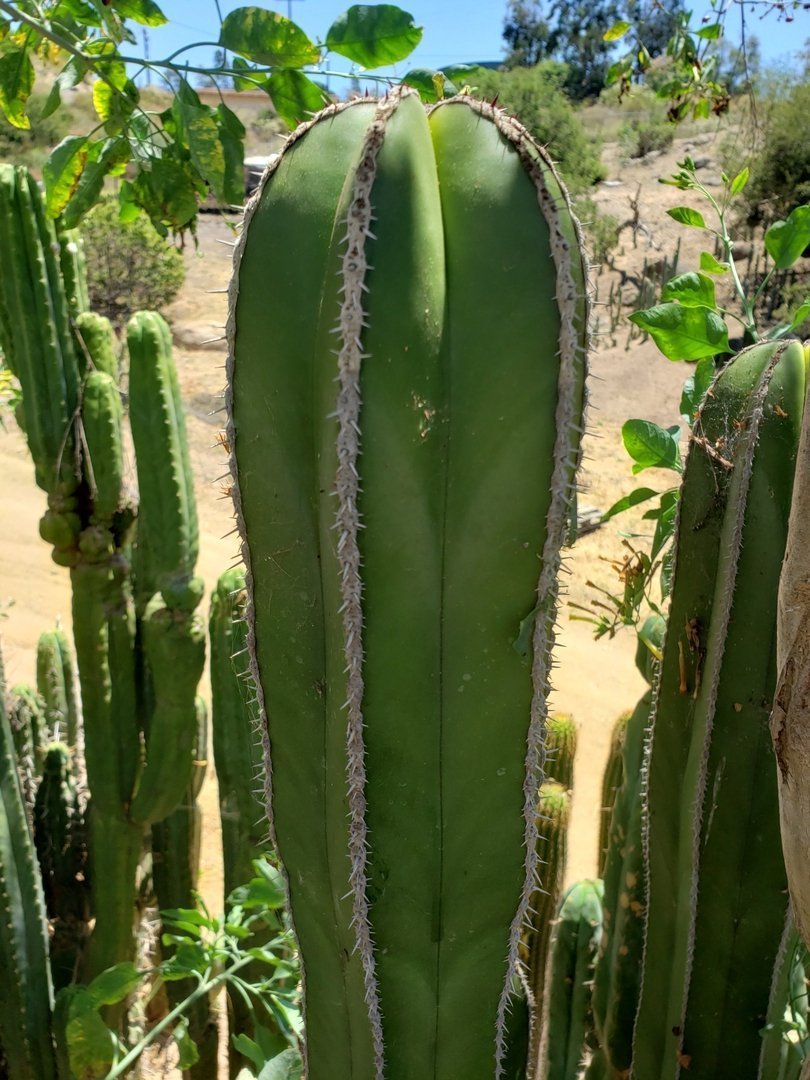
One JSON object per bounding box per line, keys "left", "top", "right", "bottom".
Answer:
{"left": 59, "top": 858, "right": 302, "bottom": 1080}
{"left": 0, "top": 2, "right": 425, "bottom": 234}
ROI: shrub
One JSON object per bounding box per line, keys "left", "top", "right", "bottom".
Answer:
{"left": 575, "top": 196, "right": 619, "bottom": 263}
{"left": 733, "top": 79, "right": 810, "bottom": 226}
{"left": 82, "top": 199, "right": 186, "bottom": 326}
{"left": 471, "top": 62, "right": 605, "bottom": 193}
{"left": 0, "top": 94, "right": 74, "bottom": 171}
{"left": 619, "top": 116, "right": 675, "bottom": 160}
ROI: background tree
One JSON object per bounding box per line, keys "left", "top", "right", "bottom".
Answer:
{"left": 503, "top": 0, "right": 553, "bottom": 68}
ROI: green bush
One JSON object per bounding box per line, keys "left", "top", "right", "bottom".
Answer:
{"left": 471, "top": 62, "right": 605, "bottom": 193}
{"left": 82, "top": 199, "right": 186, "bottom": 326}
{"left": 0, "top": 94, "right": 74, "bottom": 171}
{"left": 575, "top": 196, "right": 619, "bottom": 263}
{"left": 619, "top": 116, "right": 675, "bottom": 160}
{"left": 735, "top": 79, "right": 810, "bottom": 226}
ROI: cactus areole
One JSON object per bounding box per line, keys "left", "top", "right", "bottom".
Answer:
{"left": 226, "top": 89, "right": 589, "bottom": 1079}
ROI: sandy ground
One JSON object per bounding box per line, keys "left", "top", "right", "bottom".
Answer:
{"left": 0, "top": 126, "right": 731, "bottom": 1064}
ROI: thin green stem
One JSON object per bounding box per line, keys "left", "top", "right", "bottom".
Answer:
{"left": 104, "top": 955, "right": 254, "bottom": 1080}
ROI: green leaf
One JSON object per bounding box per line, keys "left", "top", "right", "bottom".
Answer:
{"left": 651, "top": 489, "right": 679, "bottom": 559}
{"left": 65, "top": 1005, "right": 119, "bottom": 1078}
{"left": 661, "top": 271, "right": 716, "bottom": 309}
{"left": 86, "top": 961, "right": 143, "bottom": 1007}
{"left": 605, "top": 57, "right": 632, "bottom": 86}
{"left": 92, "top": 77, "right": 139, "bottom": 134}
{"left": 258, "top": 1048, "right": 304, "bottom": 1080}
{"left": 42, "top": 56, "right": 87, "bottom": 119}
{"left": 787, "top": 299, "right": 810, "bottom": 332}
{"left": 699, "top": 250, "right": 729, "bottom": 275}
{"left": 231, "top": 56, "right": 260, "bottom": 91}
{"left": 729, "top": 166, "right": 749, "bottom": 196}
{"left": 680, "top": 356, "right": 715, "bottom": 422}
{"left": 692, "top": 97, "right": 711, "bottom": 121}
{"left": 132, "top": 157, "right": 200, "bottom": 232}
{"left": 628, "top": 303, "right": 729, "bottom": 361}
{"left": 440, "top": 63, "right": 482, "bottom": 84}
{"left": 401, "top": 68, "right": 457, "bottom": 103}
{"left": 765, "top": 205, "right": 810, "bottom": 269}
{"left": 326, "top": 5, "right": 422, "bottom": 69}
{"left": 666, "top": 205, "right": 706, "bottom": 229}
{"left": 109, "top": 0, "right": 168, "bottom": 25}
{"left": 216, "top": 103, "right": 246, "bottom": 204}
{"left": 0, "top": 41, "right": 34, "bottom": 129}
{"left": 43, "top": 135, "right": 90, "bottom": 216}
{"left": 220, "top": 7, "right": 320, "bottom": 68}
{"left": 603, "top": 20, "right": 631, "bottom": 41}
{"left": 60, "top": 137, "right": 131, "bottom": 227}
{"left": 174, "top": 1018, "right": 200, "bottom": 1069}
{"left": 602, "top": 487, "right": 659, "bottom": 521}
{"left": 622, "top": 419, "right": 681, "bottom": 474}
{"left": 266, "top": 69, "right": 329, "bottom": 128}
{"left": 696, "top": 22, "right": 722, "bottom": 39}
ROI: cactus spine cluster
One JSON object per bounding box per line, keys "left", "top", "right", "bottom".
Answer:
{"left": 228, "top": 88, "right": 589, "bottom": 1078}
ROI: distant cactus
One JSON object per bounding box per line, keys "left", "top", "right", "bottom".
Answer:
{"left": 545, "top": 713, "right": 577, "bottom": 790}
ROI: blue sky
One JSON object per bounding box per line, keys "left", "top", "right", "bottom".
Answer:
{"left": 136, "top": 1, "right": 809, "bottom": 90}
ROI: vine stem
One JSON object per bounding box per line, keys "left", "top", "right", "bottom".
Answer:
{"left": 104, "top": 955, "right": 253, "bottom": 1080}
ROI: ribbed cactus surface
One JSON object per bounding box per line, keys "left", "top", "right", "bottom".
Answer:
{"left": 228, "top": 89, "right": 588, "bottom": 1078}
{"left": 0, "top": 654, "right": 58, "bottom": 1078}
{"left": 635, "top": 339, "right": 808, "bottom": 1078}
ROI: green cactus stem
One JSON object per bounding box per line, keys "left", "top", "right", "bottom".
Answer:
{"left": 210, "top": 567, "right": 267, "bottom": 895}
{"left": 545, "top": 713, "right": 577, "bottom": 790}
{"left": 81, "top": 370, "right": 125, "bottom": 527}
{"left": 597, "top": 711, "right": 630, "bottom": 878}
{"left": 152, "top": 697, "right": 218, "bottom": 1079}
{"left": 770, "top": 342, "right": 810, "bottom": 994}
{"left": 0, "top": 652, "right": 58, "bottom": 1078}
{"left": 589, "top": 691, "right": 650, "bottom": 1080}
{"left": 0, "top": 164, "right": 80, "bottom": 497}
{"left": 523, "top": 781, "right": 571, "bottom": 1077}
{"left": 543, "top": 879, "right": 604, "bottom": 1080}
{"left": 758, "top": 916, "right": 808, "bottom": 1080}
{"left": 635, "top": 339, "right": 808, "bottom": 1079}
{"left": 129, "top": 595, "right": 205, "bottom": 826}
{"left": 36, "top": 628, "right": 80, "bottom": 749}
{"left": 128, "top": 310, "right": 201, "bottom": 613}
{"left": 74, "top": 311, "right": 118, "bottom": 381}
{"left": 228, "top": 88, "right": 588, "bottom": 1078}
{"left": 57, "top": 224, "right": 89, "bottom": 320}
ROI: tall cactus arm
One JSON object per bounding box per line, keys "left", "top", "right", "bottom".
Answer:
{"left": 210, "top": 568, "right": 267, "bottom": 895}
{"left": 771, "top": 342, "right": 810, "bottom": 973}
{"left": 81, "top": 371, "right": 125, "bottom": 527}
{"left": 128, "top": 310, "right": 201, "bottom": 611}
{"left": 635, "top": 340, "right": 808, "bottom": 1079}
{"left": 129, "top": 596, "right": 205, "bottom": 826}
{"left": 228, "top": 89, "right": 588, "bottom": 1080}
{"left": 36, "top": 629, "right": 80, "bottom": 750}
{"left": 0, "top": 653, "right": 58, "bottom": 1079}
{"left": 0, "top": 165, "right": 80, "bottom": 496}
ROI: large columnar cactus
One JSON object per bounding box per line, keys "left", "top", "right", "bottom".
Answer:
{"left": 0, "top": 651, "right": 58, "bottom": 1078}
{"left": 227, "top": 88, "right": 589, "bottom": 1078}
{"left": 0, "top": 162, "right": 205, "bottom": 990}
{"left": 634, "top": 339, "right": 808, "bottom": 1078}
